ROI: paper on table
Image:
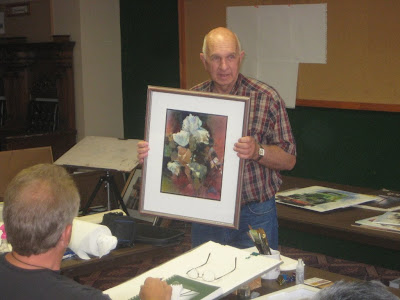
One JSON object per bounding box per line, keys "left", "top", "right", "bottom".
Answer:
{"left": 69, "top": 219, "right": 117, "bottom": 260}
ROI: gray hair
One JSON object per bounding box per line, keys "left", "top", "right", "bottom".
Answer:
{"left": 3, "top": 163, "right": 80, "bottom": 256}
{"left": 312, "top": 280, "right": 399, "bottom": 300}
{"left": 201, "top": 28, "right": 242, "bottom": 59}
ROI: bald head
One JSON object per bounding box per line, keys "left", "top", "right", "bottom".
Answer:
{"left": 202, "top": 27, "right": 242, "bottom": 59}
{"left": 200, "top": 27, "right": 244, "bottom": 94}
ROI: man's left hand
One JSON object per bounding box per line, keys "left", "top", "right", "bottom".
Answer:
{"left": 234, "top": 136, "right": 258, "bottom": 160}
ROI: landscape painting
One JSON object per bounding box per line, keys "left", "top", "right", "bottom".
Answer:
{"left": 160, "top": 109, "right": 227, "bottom": 201}
{"left": 276, "top": 186, "right": 380, "bottom": 212}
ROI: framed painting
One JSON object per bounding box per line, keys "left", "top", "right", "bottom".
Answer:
{"left": 140, "top": 86, "right": 250, "bottom": 229}
{"left": 121, "top": 168, "right": 155, "bottom": 223}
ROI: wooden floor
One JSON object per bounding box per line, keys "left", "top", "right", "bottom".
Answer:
{"left": 76, "top": 221, "right": 400, "bottom": 292}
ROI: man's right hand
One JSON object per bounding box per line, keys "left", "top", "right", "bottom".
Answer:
{"left": 137, "top": 140, "right": 149, "bottom": 164}
{"left": 139, "top": 277, "right": 172, "bottom": 300}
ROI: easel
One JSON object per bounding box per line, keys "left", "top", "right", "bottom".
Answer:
{"left": 82, "top": 170, "right": 129, "bottom": 215}
{"left": 54, "top": 136, "right": 140, "bottom": 216}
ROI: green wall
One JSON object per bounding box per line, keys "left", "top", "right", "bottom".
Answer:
{"left": 284, "top": 107, "right": 400, "bottom": 191}
{"left": 279, "top": 227, "right": 400, "bottom": 270}
{"left": 120, "top": 0, "right": 180, "bottom": 139}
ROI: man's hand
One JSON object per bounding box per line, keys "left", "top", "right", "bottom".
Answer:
{"left": 139, "top": 277, "right": 172, "bottom": 300}
{"left": 137, "top": 141, "right": 149, "bottom": 164}
{"left": 233, "top": 136, "right": 258, "bottom": 160}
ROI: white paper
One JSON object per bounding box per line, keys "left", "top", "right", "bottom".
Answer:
{"left": 69, "top": 219, "right": 117, "bottom": 260}
{"left": 257, "top": 61, "right": 299, "bottom": 111}
{"left": 291, "top": 4, "right": 327, "bottom": 63}
{"left": 227, "top": 4, "right": 327, "bottom": 108}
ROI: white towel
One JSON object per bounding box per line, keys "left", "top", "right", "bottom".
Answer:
{"left": 69, "top": 219, "right": 117, "bottom": 260}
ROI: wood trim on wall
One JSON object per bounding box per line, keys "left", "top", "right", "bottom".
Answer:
{"left": 296, "top": 99, "right": 400, "bottom": 113}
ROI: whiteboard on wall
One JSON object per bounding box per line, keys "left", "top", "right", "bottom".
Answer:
{"left": 227, "top": 4, "right": 327, "bottom": 108}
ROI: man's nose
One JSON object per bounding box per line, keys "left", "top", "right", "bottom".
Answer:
{"left": 219, "top": 58, "right": 228, "bottom": 70}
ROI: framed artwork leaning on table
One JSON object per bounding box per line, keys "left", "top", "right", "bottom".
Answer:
{"left": 121, "top": 168, "right": 155, "bottom": 223}
{"left": 139, "top": 86, "right": 250, "bottom": 229}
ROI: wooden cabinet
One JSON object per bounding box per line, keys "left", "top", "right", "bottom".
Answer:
{"left": 0, "top": 36, "right": 76, "bottom": 160}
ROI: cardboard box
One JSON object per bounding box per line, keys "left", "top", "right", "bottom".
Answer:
{"left": 0, "top": 147, "right": 53, "bottom": 201}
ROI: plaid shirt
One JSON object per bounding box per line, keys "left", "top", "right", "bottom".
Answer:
{"left": 191, "top": 73, "right": 297, "bottom": 204}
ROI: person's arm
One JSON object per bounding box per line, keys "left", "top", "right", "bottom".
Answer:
{"left": 139, "top": 277, "right": 172, "bottom": 300}
{"left": 137, "top": 140, "right": 149, "bottom": 164}
{"left": 234, "top": 90, "right": 296, "bottom": 170}
{"left": 234, "top": 136, "right": 296, "bottom": 170}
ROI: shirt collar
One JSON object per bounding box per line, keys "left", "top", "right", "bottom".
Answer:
{"left": 209, "top": 73, "right": 243, "bottom": 95}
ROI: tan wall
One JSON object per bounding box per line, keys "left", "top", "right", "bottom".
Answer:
{"left": 184, "top": 0, "right": 400, "bottom": 105}
{"left": 1, "top": 0, "right": 124, "bottom": 141}
{"left": 53, "top": 0, "right": 124, "bottom": 140}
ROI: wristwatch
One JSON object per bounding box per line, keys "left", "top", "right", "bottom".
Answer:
{"left": 256, "top": 143, "right": 265, "bottom": 161}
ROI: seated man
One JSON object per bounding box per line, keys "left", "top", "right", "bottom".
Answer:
{"left": 0, "top": 163, "right": 171, "bottom": 300}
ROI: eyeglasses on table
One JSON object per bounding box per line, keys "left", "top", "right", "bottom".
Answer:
{"left": 186, "top": 252, "right": 237, "bottom": 282}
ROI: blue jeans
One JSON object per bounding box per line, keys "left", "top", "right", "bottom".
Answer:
{"left": 191, "top": 197, "right": 278, "bottom": 250}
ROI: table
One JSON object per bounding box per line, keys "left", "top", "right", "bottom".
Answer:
{"left": 61, "top": 242, "right": 174, "bottom": 279}
{"left": 279, "top": 176, "right": 400, "bottom": 251}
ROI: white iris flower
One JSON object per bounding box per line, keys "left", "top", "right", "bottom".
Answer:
{"left": 173, "top": 130, "right": 190, "bottom": 147}
{"left": 167, "top": 161, "right": 181, "bottom": 176}
{"left": 181, "top": 114, "right": 210, "bottom": 144}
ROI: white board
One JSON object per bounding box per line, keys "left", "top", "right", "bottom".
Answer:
{"left": 227, "top": 4, "right": 327, "bottom": 108}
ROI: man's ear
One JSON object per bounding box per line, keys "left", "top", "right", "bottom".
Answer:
{"left": 60, "top": 224, "right": 72, "bottom": 248}
{"left": 200, "top": 53, "right": 207, "bottom": 69}
{"left": 239, "top": 50, "right": 245, "bottom": 64}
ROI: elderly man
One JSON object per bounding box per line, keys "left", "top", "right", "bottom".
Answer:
{"left": 0, "top": 164, "right": 171, "bottom": 300}
{"left": 138, "top": 27, "right": 296, "bottom": 250}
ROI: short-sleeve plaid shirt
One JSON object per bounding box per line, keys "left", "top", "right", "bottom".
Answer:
{"left": 191, "top": 73, "right": 297, "bottom": 204}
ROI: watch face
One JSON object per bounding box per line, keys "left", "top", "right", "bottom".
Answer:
{"left": 259, "top": 147, "right": 265, "bottom": 156}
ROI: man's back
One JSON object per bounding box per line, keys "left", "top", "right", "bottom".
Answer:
{"left": 0, "top": 254, "right": 110, "bottom": 300}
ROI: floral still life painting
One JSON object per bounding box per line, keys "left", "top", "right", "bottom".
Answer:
{"left": 141, "top": 86, "right": 249, "bottom": 228}
{"left": 161, "top": 109, "right": 227, "bottom": 201}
